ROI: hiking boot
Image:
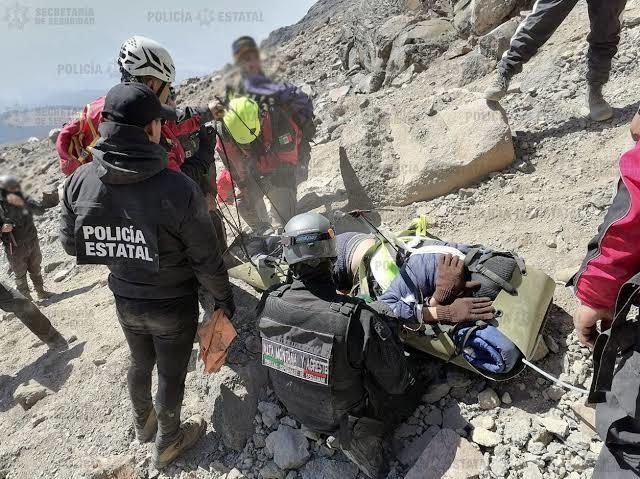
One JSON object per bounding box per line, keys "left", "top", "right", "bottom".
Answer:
{"left": 16, "top": 278, "right": 33, "bottom": 301}
{"left": 34, "top": 287, "right": 54, "bottom": 300}
{"left": 134, "top": 408, "right": 158, "bottom": 443}
{"left": 154, "top": 408, "right": 206, "bottom": 469}
{"left": 484, "top": 70, "right": 511, "bottom": 102}
{"left": 341, "top": 418, "right": 387, "bottom": 479}
{"left": 45, "top": 331, "right": 68, "bottom": 350}
{"left": 587, "top": 83, "right": 613, "bottom": 122}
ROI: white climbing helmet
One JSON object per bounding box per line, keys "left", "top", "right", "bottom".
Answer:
{"left": 117, "top": 35, "right": 176, "bottom": 83}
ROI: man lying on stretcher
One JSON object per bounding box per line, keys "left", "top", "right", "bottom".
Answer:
{"left": 332, "top": 232, "right": 522, "bottom": 374}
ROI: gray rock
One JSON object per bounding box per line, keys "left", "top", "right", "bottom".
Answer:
{"left": 522, "top": 463, "right": 543, "bottom": 479}
{"left": 503, "top": 416, "right": 531, "bottom": 447}
{"left": 259, "top": 462, "right": 285, "bottom": 479}
{"left": 53, "top": 269, "right": 72, "bottom": 283}
{"left": 300, "top": 459, "right": 358, "bottom": 479}
{"left": 265, "top": 425, "right": 310, "bottom": 470}
{"left": 227, "top": 469, "right": 246, "bottom": 479}
{"left": 422, "top": 383, "right": 451, "bottom": 403}
{"left": 442, "top": 406, "right": 468, "bottom": 431}
{"left": 405, "top": 429, "right": 483, "bottom": 479}
{"left": 397, "top": 426, "right": 440, "bottom": 466}
{"left": 478, "top": 388, "right": 501, "bottom": 410}
{"left": 471, "top": 0, "right": 519, "bottom": 35}
{"left": 13, "top": 380, "right": 52, "bottom": 410}
{"left": 202, "top": 360, "right": 268, "bottom": 451}
{"left": 471, "top": 427, "right": 501, "bottom": 448}
{"left": 44, "top": 261, "right": 64, "bottom": 274}
{"left": 478, "top": 17, "right": 521, "bottom": 60}
{"left": 328, "top": 85, "right": 350, "bottom": 102}
{"left": 460, "top": 52, "right": 496, "bottom": 86}
{"left": 423, "top": 408, "right": 443, "bottom": 426}
{"left": 258, "top": 402, "right": 282, "bottom": 429}
{"left": 540, "top": 417, "right": 569, "bottom": 439}
{"left": 88, "top": 455, "right": 136, "bottom": 479}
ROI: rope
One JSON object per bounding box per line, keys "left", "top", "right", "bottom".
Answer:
{"left": 522, "top": 358, "right": 589, "bottom": 395}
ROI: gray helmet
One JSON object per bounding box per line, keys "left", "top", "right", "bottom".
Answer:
{"left": 282, "top": 213, "right": 337, "bottom": 266}
{"left": 0, "top": 175, "right": 20, "bottom": 191}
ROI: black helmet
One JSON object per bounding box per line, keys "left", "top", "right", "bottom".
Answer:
{"left": 282, "top": 213, "right": 337, "bottom": 266}
{"left": 0, "top": 175, "right": 20, "bottom": 191}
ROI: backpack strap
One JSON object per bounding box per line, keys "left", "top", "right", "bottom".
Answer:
{"left": 589, "top": 274, "right": 640, "bottom": 403}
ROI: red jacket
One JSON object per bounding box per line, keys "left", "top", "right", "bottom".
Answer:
{"left": 56, "top": 96, "right": 209, "bottom": 176}
{"left": 215, "top": 110, "right": 301, "bottom": 186}
{"left": 574, "top": 142, "right": 640, "bottom": 310}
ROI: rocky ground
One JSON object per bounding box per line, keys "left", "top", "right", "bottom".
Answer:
{"left": 2, "top": 0, "right": 640, "bottom": 478}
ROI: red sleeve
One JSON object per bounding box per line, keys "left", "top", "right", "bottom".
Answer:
{"left": 574, "top": 145, "right": 640, "bottom": 310}
{"left": 162, "top": 123, "right": 185, "bottom": 172}
{"left": 171, "top": 116, "right": 201, "bottom": 137}
{"left": 56, "top": 117, "right": 83, "bottom": 176}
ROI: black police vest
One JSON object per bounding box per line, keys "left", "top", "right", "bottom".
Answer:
{"left": 258, "top": 285, "right": 367, "bottom": 434}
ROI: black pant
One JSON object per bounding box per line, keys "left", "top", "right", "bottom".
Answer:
{"left": 115, "top": 294, "right": 198, "bottom": 415}
{"left": 593, "top": 348, "right": 640, "bottom": 478}
{"left": 0, "top": 280, "right": 60, "bottom": 343}
{"left": 499, "top": 0, "right": 627, "bottom": 85}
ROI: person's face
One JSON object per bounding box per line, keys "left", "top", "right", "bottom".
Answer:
{"left": 145, "top": 119, "right": 162, "bottom": 144}
{"left": 6, "top": 186, "right": 20, "bottom": 194}
{"left": 237, "top": 50, "right": 262, "bottom": 76}
{"left": 145, "top": 78, "right": 171, "bottom": 104}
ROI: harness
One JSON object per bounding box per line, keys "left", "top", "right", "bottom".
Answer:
{"left": 589, "top": 273, "right": 640, "bottom": 404}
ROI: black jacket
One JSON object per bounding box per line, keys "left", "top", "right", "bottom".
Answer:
{"left": 0, "top": 193, "right": 43, "bottom": 245}
{"left": 60, "top": 120, "right": 234, "bottom": 312}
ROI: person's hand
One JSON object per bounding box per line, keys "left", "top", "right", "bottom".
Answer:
{"left": 5, "top": 193, "right": 25, "bottom": 207}
{"left": 433, "top": 254, "right": 481, "bottom": 305}
{"left": 1, "top": 224, "right": 13, "bottom": 233}
{"left": 573, "top": 304, "right": 613, "bottom": 349}
{"left": 436, "top": 297, "right": 494, "bottom": 323}
{"left": 209, "top": 99, "right": 226, "bottom": 121}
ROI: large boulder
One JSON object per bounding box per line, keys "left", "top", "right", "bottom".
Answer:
{"left": 471, "top": 0, "right": 519, "bottom": 35}
{"left": 340, "top": 98, "right": 514, "bottom": 206}
{"left": 200, "top": 360, "right": 268, "bottom": 451}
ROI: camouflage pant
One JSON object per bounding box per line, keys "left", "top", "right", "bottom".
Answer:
{"left": 4, "top": 236, "right": 43, "bottom": 288}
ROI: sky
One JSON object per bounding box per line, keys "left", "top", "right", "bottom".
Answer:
{"left": 0, "top": 0, "right": 317, "bottom": 110}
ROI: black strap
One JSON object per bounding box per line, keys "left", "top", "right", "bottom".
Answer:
{"left": 269, "top": 283, "right": 291, "bottom": 298}
{"left": 588, "top": 276, "right": 640, "bottom": 403}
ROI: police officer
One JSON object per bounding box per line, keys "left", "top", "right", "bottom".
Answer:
{"left": 0, "top": 175, "right": 53, "bottom": 300}
{"left": 60, "top": 82, "right": 235, "bottom": 469}
{"left": 257, "top": 212, "right": 413, "bottom": 479}
{"left": 0, "top": 280, "right": 66, "bottom": 349}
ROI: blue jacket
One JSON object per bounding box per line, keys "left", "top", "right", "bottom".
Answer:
{"left": 379, "top": 242, "right": 470, "bottom": 322}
